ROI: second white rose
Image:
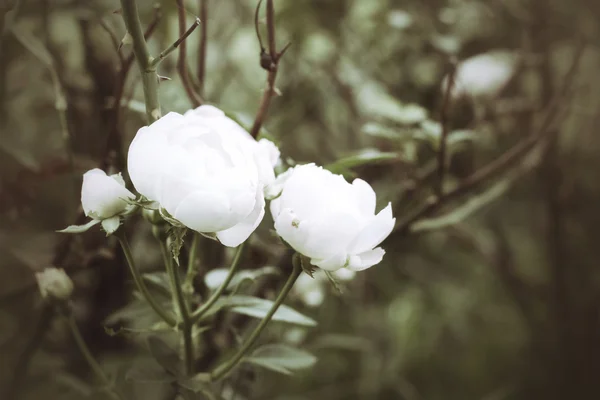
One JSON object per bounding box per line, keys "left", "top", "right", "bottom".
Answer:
{"left": 127, "top": 105, "right": 280, "bottom": 247}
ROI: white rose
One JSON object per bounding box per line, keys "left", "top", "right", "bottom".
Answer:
{"left": 81, "top": 168, "right": 135, "bottom": 219}
{"left": 127, "top": 105, "right": 279, "bottom": 247}
{"left": 270, "top": 164, "right": 395, "bottom": 272}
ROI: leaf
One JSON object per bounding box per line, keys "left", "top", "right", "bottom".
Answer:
{"left": 147, "top": 335, "right": 182, "bottom": 375}
{"left": 56, "top": 219, "right": 100, "bottom": 234}
{"left": 177, "top": 373, "right": 213, "bottom": 394}
{"left": 226, "top": 295, "right": 317, "bottom": 327}
{"left": 168, "top": 226, "right": 187, "bottom": 265}
{"left": 204, "top": 266, "right": 280, "bottom": 291}
{"left": 125, "top": 362, "right": 176, "bottom": 383}
{"left": 325, "top": 149, "right": 400, "bottom": 174}
{"left": 299, "top": 254, "right": 316, "bottom": 278}
{"left": 244, "top": 344, "right": 317, "bottom": 375}
{"left": 101, "top": 216, "right": 121, "bottom": 236}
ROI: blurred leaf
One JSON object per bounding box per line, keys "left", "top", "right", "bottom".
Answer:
{"left": 362, "top": 122, "right": 412, "bottom": 141}
{"left": 311, "top": 334, "right": 373, "bottom": 351}
{"left": 147, "top": 335, "right": 182, "bottom": 375}
{"left": 204, "top": 266, "right": 280, "bottom": 291}
{"left": 56, "top": 219, "right": 100, "bottom": 234}
{"left": 325, "top": 149, "right": 400, "bottom": 174}
{"left": 244, "top": 344, "right": 317, "bottom": 375}
{"left": 201, "top": 295, "right": 317, "bottom": 326}
{"left": 125, "top": 362, "right": 176, "bottom": 383}
{"left": 178, "top": 373, "right": 213, "bottom": 395}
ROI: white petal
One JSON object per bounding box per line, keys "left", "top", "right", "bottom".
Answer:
{"left": 333, "top": 268, "right": 356, "bottom": 281}
{"left": 301, "top": 212, "right": 362, "bottom": 259}
{"left": 273, "top": 208, "right": 311, "bottom": 255}
{"left": 81, "top": 169, "right": 134, "bottom": 219}
{"left": 350, "top": 178, "right": 376, "bottom": 215}
{"left": 348, "top": 203, "right": 395, "bottom": 254}
{"left": 127, "top": 113, "right": 184, "bottom": 199}
{"left": 216, "top": 188, "right": 265, "bottom": 247}
{"left": 173, "top": 190, "right": 237, "bottom": 233}
{"left": 347, "top": 247, "right": 385, "bottom": 271}
{"left": 312, "top": 252, "right": 348, "bottom": 271}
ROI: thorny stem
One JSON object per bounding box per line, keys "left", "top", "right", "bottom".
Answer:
{"left": 210, "top": 253, "right": 302, "bottom": 381}
{"left": 151, "top": 17, "right": 200, "bottom": 67}
{"left": 183, "top": 232, "right": 201, "bottom": 298}
{"left": 66, "top": 308, "right": 124, "bottom": 400}
{"left": 116, "top": 233, "right": 177, "bottom": 327}
{"left": 161, "top": 240, "right": 195, "bottom": 376}
{"left": 119, "top": 0, "right": 161, "bottom": 123}
{"left": 191, "top": 242, "right": 246, "bottom": 324}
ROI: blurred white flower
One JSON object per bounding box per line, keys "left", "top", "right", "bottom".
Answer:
{"left": 443, "top": 50, "right": 518, "bottom": 100}
{"left": 127, "top": 105, "right": 280, "bottom": 247}
{"left": 270, "top": 164, "right": 395, "bottom": 272}
{"left": 36, "top": 267, "right": 74, "bottom": 301}
{"left": 81, "top": 168, "right": 134, "bottom": 220}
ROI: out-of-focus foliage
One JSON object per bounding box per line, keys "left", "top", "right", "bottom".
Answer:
{"left": 1, "top": 0, "right": 600, "bottom": 399}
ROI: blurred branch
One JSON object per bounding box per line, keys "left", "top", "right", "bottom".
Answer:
{"left": 435, "top": 59, "right": 457, "bottom": 197}
{"left": 197, "top": 0, "right": 208, "bottom": 97}
{"left": 175, "top": 0, "right": 203, "bottom": 107}
{"left": 395, "top": 39, "right": 586, "bottom": 235}
{"left": 119, "top": 0, "right": 161, "bottom": 123}
{"left": 249, "top": 0, "right": 290, "bottom": 138}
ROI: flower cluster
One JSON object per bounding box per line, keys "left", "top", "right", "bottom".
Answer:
{"left": 72, "top": 105, "right": 394, "bottom": 273}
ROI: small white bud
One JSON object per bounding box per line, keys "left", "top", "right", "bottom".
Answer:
{"left": 36, "top": 268, "right": 74, "bottom": 301}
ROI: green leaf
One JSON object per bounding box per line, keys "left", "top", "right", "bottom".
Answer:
{"left": 125, "top": 362, "right": 176, "bottom": 383}
{"left": 244, "top": 344, "right": 317, "bottom": 375}
{"left": 325, "top": 149, "right": 399, "bottom": 174}
{"left": 362, "top": 122, "right": 412, "bottom": 141}
{"left": 101, "top": 216, "right": 121, "bottom": 236}
{"left": 168, "top": 226, "right": 187, "bottom": 266}
{"left": 56, "top": 219, "right": 100, "bottom": 234}
{"left": 147, "top": 335, "right": 182, "bottom": 375}
{"left": 177, "top": 373, "right": 213, "bottom": 394}
{"left": 226, "top": 295, "right": 317, "bottom": 327}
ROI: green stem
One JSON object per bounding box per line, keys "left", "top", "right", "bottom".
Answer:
{"left": 149, "top": 17, "right": 201, "bottom": 68}
{"left": 161, "top": 240, "right": 195, "bottom": 376}
{"left": 66, "top": 310, "right": 124, "bottom": 400}
{"left": 119, "top": 0, "right": 160, "bottom": 123}
{"left": 183, "top": 232, "right": 201, "bottom": 297}
{"left": 210, "top": 253, "right": 302, "bottom": 381}
{"left": 191, "top": 242, "right": 245, "bottom": 324}
{"left": 116, "top": 233, "right": 177, "bottom": 327}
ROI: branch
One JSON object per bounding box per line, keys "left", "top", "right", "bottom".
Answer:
{"left": 151, "top": 17, "right": 200, "bottom": 67}
{"left": 119, "top": 0, "right": 161, "bottom": 123}
{"left": 436, "top": 59, "right": 457, "bottom": 197}
{"left": 249, "top": 0, "right": 290, "bottom": 138}
{"left": 175, "top": 0, "right": 203, "bottom": 107}
{"left": 394, "top": 39, "right": 586, "bottom": 235}
{"left": 197, "top": 0, "right": 208, "bottom": 97}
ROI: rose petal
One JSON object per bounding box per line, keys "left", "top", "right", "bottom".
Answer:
{"left": 346, "top": 247, "right": 385, "bottom": 271}
{"left": 216, "top": 188, "right": 266, "bottom": 247}
{"left": 312, "top": 252, "right": 348, "bottom": 271}
{"left": 348, "top": 203, "right": 395, "bottom": 254}
{"left": 350, "top": 178, "right": 376, "bottom": 215}
{"left": 81, "top": 169, "right": 134, "bottom": 219}
{"left": 173, "top": 190, "right": 237, "bottom": 233}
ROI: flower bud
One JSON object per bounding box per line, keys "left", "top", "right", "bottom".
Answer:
{"left": 270, "top": 164, "right": 395, "bottom": 272}
{"left": 36, "top": 268, "right": 74, "bottom": 301}
{"left": 81, "top": 169, "right": 135, "bottom": 220}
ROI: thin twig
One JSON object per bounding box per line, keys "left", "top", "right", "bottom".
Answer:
{"left": 151, "top": 17, "right": 200, "bottom": 67}
{"left": 175, "top": 0, "right": 203, "bottom": 107}
{"left": 436, "top": 59, "right": 457, "bottom": 197}
{"left": 395, "top": 39, "right": 586, "bottom": 234}
{"left": 249, "top": 0, "right": 289, "bottom": 138}
{"left": 197, "top": 0, "right": 208, "bottom": 97}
